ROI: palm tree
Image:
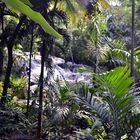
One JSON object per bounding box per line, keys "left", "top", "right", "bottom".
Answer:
{"left": 73, "top": 66, "right": 140, "bottom": 139}
{"left": 1, "top": 0, "right": 62, "bottom": 105}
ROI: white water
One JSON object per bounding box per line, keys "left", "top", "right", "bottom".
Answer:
{"left": 25, "top": 55, "right": 92, "bottom": 85}
{"left": 107, "top": 0, "right": 121, "bottom": 6}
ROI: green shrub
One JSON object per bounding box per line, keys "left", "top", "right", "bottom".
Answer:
{"left": 10, "top": 76, "right": 27, "bottom": 99}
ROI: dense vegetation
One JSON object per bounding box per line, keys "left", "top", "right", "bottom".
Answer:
{"left": 0, "top": 0, "right": 140, "bottom": 139}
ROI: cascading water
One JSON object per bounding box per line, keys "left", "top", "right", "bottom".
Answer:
{"left": 28, "top": 55, "right": 92, "bottom": 85}
{"left": 18, "top": 53, "right": 93, "bottom": 95}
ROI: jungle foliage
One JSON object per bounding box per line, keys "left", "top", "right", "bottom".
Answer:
{"left": 0, "top": 0, "right": 140, "bottom": 140}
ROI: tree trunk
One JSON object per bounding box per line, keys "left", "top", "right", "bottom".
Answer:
{"left": 0, "top": 3, "right": 4, "bottom": 79}
{"left": 94, "top": 27, "right": 99, "bottom": 74}
{"left": 37, "top": 41, "right": 46, "bottom": 139}
{"left": 1, "top": 16, "right": 26, "bottom": 104}
{"left": 26, "top": 24, "right": 34, "bottom": 118}
{"left": 130, "top": 0, "right": 135, "bottom": 77}
{"left": 1, "top": 46, "right": 13, "bottom": 103}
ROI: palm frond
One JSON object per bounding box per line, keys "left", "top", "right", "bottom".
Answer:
{"left": 73, "top": 84, "right": 111, "bottom": 124}
{"left": 72, "top": 66, "right": 140, "bottom": 139}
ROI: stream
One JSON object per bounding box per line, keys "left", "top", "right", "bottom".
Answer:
{"left": 29, "top": 55, "right": 92, "bottom": 83}
{"left": 23, "top": 54, "right": 93, "bottom": 93}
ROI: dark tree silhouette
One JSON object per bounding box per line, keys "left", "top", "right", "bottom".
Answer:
{"left": 37, "top": 41, "right": 46, "bottom": 139}
{"left": 0, "top": 3, "right": 5, "bottom": 79}
{"left": 26, "top": 23, "right": 34, "bottom": 118}
{"left": 1, "top": 16, "right": 26, "bottom": 104}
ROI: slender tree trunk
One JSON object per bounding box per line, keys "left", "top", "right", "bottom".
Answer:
{"left": 130, "top": 0, "right": 135, "bottom": 77}
{"left": 0, "top": 3, "right": 4, "bottom": 79}
{"left": 37, "top": 41, "right": 46, "bottom": 139}
{"left": 26, "top": 24, "right": 34, "bottom": 118}
{"left": 70, "top": 45, "right": 74, "bottom": 64}
{"left": 94, "top": 27, "right": 99, "bottom": 74}
{"left": 93, "top": 8, "right": 99, "bottom": 74}
{"left": 1, "top": 46, "right": 13, "bottom": 103}
{"left": 1, "top": 16, "right": 26, "bottom": 104}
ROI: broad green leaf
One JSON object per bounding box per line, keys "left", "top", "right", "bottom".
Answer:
{"left": 3, "top": 0, "right": 62, "bottom": 39}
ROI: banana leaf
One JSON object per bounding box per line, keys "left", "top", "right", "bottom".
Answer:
{"left": 3, "top": 0, "right": 62, "bottom": 39}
